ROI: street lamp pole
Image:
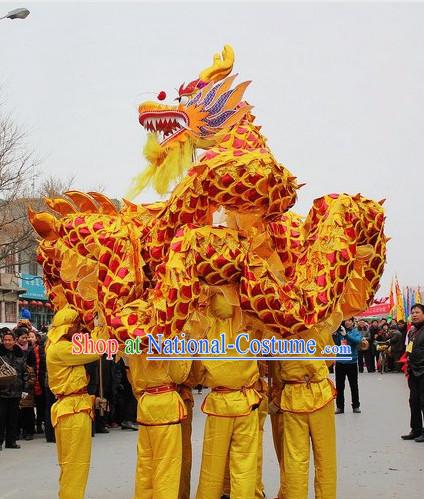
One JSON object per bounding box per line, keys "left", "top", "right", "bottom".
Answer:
{"left": 0, "top": 8, "right": 30, "bottom": 20}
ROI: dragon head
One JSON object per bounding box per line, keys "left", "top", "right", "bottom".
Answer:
{"left": 130, "top": 45, "right": 252, "bottom": 196}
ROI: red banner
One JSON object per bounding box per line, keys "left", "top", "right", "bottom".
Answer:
{"left": 357, "top": 303, "right": 391, "bottom": 318}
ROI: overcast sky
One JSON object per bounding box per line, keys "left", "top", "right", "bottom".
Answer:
{"left": 1, "top": 1, "right": 423, "bottom": 296}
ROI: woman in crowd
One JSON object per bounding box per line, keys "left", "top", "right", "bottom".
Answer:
{"left": 0, "top": 329, "right": 29, "bottom": 450}
{"left": 15, "top": 327, "right": 36, "bottom": 441}
{"left": 28, "top": 330, "right": 47, "bottom": 434}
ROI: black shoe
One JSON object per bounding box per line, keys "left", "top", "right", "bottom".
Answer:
{"left": 353, "top": 407, "right": 361, "bottom": 414}
{"left": 24, "top": 434, "right": 34, "bottom": 441}
{"left": 96, "top": 427, "right": 110, "bottom": 434}
{"left": 5, "top": 443, "right": 20, "bottom": 449}
{"left": 0, "top": 444, "right": 2, "bottom": 451}
{"left": 401, "top": 431, "right": 421, "bottom": 440}
{"left": 414, "top": 434, "right": 424, "bottom": 443}
{"left": 335, "top": 408, "right": 344, "bottom": 414}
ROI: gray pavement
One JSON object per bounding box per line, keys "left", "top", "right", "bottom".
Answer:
{"left": 1, "top": 372, "right": 423, "bottom": 498}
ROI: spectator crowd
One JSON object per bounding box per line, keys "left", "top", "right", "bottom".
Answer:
{"left": 0, "top": 319, "right": 138, "bottom": 451}
{"left": 1, "top": 309, "right": 422, "bottom": 451}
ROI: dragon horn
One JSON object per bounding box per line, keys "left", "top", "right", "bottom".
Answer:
{"left": 45, "top": 197, "right": 76, "bottom": 216}
{"left": 378, "top": 198, "right": 386, "bottom": 206}
{"left": 122, "top": 198, "right": 137, "bottom": 211}
{"left": 199, "top": 45, "right": 235, "bottom": 84}
{"left": 28, "top": 208, "right": 59, "bottom": 241}
{"left": 88, "top": 192, "right": 118, "bottom": 215}
{"left": 65, "top": 191, "right": 98, "bottom": 212}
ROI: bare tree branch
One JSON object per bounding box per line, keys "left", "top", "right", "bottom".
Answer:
{"left": 0, "top": 102, "right": 38, "bottom": 271}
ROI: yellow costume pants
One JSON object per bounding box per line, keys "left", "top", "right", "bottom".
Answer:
{"left": 280, "top": 401, "right": 336, "bottom": 499}
{"left": 55, "top": 411, "right": 92, "bottom": 499}
{"left": 196, "top": 410, "right": 259, "bottom": 499}
{"left": 271, "top": 412, "right": 283, "bottom": 465}
{"left": 179, "top": 401, "right": 193, "bottom": 499}
{"left": 222, "top": 397, "right": 267, "bottom": 498}
{"left": 134, "top": 423, "right": 182, "bottom": 499}
{"left": 255, "top": 396, "right": 268, "bottom": 498}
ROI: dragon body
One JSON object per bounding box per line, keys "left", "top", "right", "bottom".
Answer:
{"left": 30, "top": 45, "right": 387, "bottom": 342}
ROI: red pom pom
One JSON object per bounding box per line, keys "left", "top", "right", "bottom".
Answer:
{"left": 157, "top": 91, "right": 166, "bottom": 101}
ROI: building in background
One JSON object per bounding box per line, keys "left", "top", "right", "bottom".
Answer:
{"left": 0, "top": 267, "right": 25, "bottom": 324}
{"left": 0, "top": 245, "right": 53, "bottom": 328}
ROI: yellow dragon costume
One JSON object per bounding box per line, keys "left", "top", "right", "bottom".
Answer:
{"left": 29, "top": 45, "right": 387, "bottom": 498}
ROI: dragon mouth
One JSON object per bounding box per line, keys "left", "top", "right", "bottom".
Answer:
{"left": 138, "top": 110, "right": 188, "bottom": 145}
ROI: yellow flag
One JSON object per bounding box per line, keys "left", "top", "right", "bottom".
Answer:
{"left": 395, "top": 277, "right": 405, "bottom": 321}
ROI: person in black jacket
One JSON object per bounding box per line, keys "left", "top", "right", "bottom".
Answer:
{"left": 401, "top": 304, "right": 424, "bottom": 442}
{"left": 0, "top": 330, "right": 29, "bottom": 450}
{"left": 397, "top": 320, "right": 408, "bottom": 353}
{"left": 386, "top": 325, "right": 403, "bottom": 372}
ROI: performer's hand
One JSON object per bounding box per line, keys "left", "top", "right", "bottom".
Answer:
{"left": 95, "top": 397, "right": 108, "bottom": 411}
{"left": 94, "top": 314, "right": 105, "bottom": 328}
{"left": 268, "top": 400, "right": 280, "bottom": 415}
{"left": 21, "top": 392, "right": 28, "bottom": 400}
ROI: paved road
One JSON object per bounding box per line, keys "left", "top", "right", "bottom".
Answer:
{"left": 1, "top": 372, "right": 423, "bottom": 498}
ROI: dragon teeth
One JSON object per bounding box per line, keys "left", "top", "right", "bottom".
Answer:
{"left": 142, "top": 114, "right": 187, "bottom": 135}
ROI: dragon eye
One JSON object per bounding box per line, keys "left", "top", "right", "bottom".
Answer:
{"left": 179, "top": 95, "right": 190, "bottom": 105}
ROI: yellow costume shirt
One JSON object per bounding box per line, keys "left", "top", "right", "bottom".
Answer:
{"left": 126, "top": 354, "right": 191, "bottom": 425}
{"left": 47, "top": 325, "right": 105, "bottom": 427}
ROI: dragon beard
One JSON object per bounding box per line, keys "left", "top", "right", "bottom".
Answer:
{"left": 128, "top": 133, "right": 194, "bottom": 198}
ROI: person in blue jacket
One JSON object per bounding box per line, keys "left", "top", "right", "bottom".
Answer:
{"left": 332, "top": 318, "right": 362, "bottom": 414}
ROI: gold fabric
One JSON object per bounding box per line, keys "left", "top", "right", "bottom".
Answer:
{"left": 255, "top": 383, "right": 268, "bottom": 499}
{"left": 126, "top": 354, "right": 191, "bottom": 425}
{"left": 221, "top": 378, "right": 268, "bottom": 498}
{"left": 196, "top": 411, "right": 259, "bottom": 499}
{"left": 195, "top": 295, "right": 260, "bottom": 499}
{"left": 134, "top": 424, "right": 182, "bottom": 499}
{"left": 55, "top": 411, "right": 92, "bottom": 499}
{"left": 280, "top": 400, "right": 336, "bottom": 499}
{"left": 271, "top": 413, "right": 284, "bottom": 465}
{"left": 179, "top": 399, "right": 193, "bottom": 499}
{"left": 194, "top": 314, "right": 261, "bottom": 417}
{"left": 47, "top": 338, "right": 99, "bottom": 427}
{"left": 126, "top": 354, "right": 191, "bottom": 499}
{"left": 277, "top": 330, "right": 336, "bottom": 413}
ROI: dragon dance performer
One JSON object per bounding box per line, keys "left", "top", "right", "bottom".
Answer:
{"left": 253, "top": 361, "right": 269, "bottom": 499}
{"left": 221, "top": 360, "right": 269, "bottom": 499}
{"left": 177, "top": 369, "right": 197, "bottom": 499}
{"left": 194, "top": 287, "right": 261, "bottom": 499}
{"left": 270, "top": 324, "right": 338, "bottom": 499}
{"left": 125, "top": 352, "right": 191, "bottom": 499}
{"left": 269, "top": 361, "right": 284, "bottom": 468}
{"left": 46, "top": 306, "right": 108, "bottom": 499}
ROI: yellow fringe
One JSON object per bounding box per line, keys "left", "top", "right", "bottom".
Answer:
{"left": 127, "top": 134, "right": 194, "bottom": 198}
